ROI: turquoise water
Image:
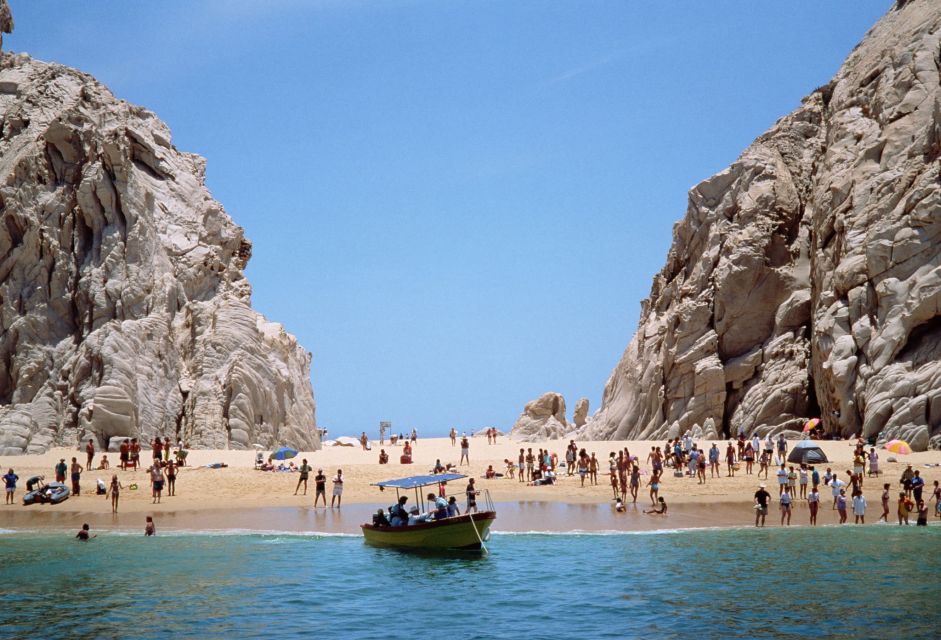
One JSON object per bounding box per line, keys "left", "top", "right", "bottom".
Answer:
{"left": 1, "top": 525, "right": 939, "bottom": 639}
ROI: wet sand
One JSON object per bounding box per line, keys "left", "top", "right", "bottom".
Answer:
{"left": 0, "top": 499, "right": 878, "bottom": 535}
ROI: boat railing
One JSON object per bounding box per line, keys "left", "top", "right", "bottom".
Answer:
{"left": 480, "top": 487, "right": 495, "bottom": 513}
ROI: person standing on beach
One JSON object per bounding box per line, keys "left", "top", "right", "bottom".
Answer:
{"left": 836, "top": 489, "right": 848, "bottom": 524}
{"left": 331, "top": 469, "right": 343, "bottom": 508}
{"left": 165, "top": 460, "right": 177, "bottom": 496}
{"left": 648, "top": 470, "right": 661, "bottom": 505}
{"left": 465, "top": 478, "right": 478, "bottom": 514}
{"left": 911, "top": 470, "right": 925, "bottom": 504}
{"left": 119, "top": 440, "right": 129, "bottom": 470}
{"left": 130, "top": 438, "right": 141, "bottom": 469}
{"left": 450, "top": 428, "right": 457, "bottom": 446}
{"left": 776, "top": 434, "right": 788, "bottom": 465}
{"left": 525, "top": 448, "right": 535, "bottom": 482}
{"left": 517, "top": 449, "right": 525, "bottom": 483}
{"left": 898, "top": 492, "right": 912, "bottom": 525}
{"left": 776, "top": 464, "right": 787, "bottom": 496}
{"left": 725, "top": 442, "right": 736, "bottom": 477}
{"left": 798, "top": 466, "right": 808, "bottom": 500}
{"left": 780, "top": 486, "right": 793, "bottom": 526}
{"left": 107, "top": 474, "right": 122, "bottom": 513}
{"left": 609, "top": 466, "right": 620, "bottom": 501}
{"left": 754, "top": 483, "right": 771, "bottom": 527}
{"left": 70, "top": 457, "right": 83, "bottom": 496}
{"left": 808, "top": 485, "right": 820, "bottom": 525}
{"left": 589, "top": 453, "right": 599, "bottom": 486}
{"left": 630, "top": 465, "right": 640, "bottom": 503}
{"left": 708, "top": 443, "right": 720, "bottom": 478}
{"left": 879, "top": 483, "right": 891, "bottom": 522}
{"left": 852, "top": 492, "right": 866, "bottom": 524}
{"left": 3, "top": 468, "right": 18, "bottom": 504}
{"left": 85, "top": 439, "right": 95, "bottom": 471}
{"left": 150, "top": 464, "right": 165, "bottom": 504}
{"left": 460, "top": 436, "right": 470, "bottom": 465}
{"left": 313, "top": 469, "right": 327, "bottom": 507}
{"left": 764, "top": 434, "right": 774, "bottom": 465}
{"left": 915, "top": 500, "right": 928, "bottom": 526}
{"left": 145, "top": 516, "right": 156, "bottom": 536}
{"left": 55, "top": 458, "right": 67, "bottom": 483}
{"left": 295, "top": 458, "right": 312, "bottom": 495}
{"left": 164, "top": 437, "right": 172, "bottom": 463}
{"left": 410, "top": 428, "right": 417, "bottom": 444}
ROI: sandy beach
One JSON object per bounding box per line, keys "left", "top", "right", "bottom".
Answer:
{"left": 2, "top": 435, "right": 939, "bottom": 533}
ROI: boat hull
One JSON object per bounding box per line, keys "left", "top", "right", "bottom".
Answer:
{"left": 361, "top": 511, "right": 496, "bottom": 550}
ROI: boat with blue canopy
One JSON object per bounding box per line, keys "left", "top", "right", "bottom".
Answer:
{"left": 360, "top": 473, "right": 496, "bottom": 551}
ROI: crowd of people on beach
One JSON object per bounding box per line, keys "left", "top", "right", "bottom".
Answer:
{"left": 2, "top": 436, "right": 186, "bottom": 512}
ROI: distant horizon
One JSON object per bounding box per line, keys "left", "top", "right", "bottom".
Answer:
{"left": 8, "top": 1, "right": 893, "bottom": 437}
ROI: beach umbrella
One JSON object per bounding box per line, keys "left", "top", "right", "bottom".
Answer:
{"left": 803, "top": 418, "right": 821, "bottom": 432}
{"left": 884, "top": 439, "right": 911, "bottom": 455}
{"left": 271, "top": 446, "right": 298, "bottom": 460}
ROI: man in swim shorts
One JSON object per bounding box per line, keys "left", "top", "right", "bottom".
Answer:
{"left": 754, "top": 483, "right": 771, "bottom": 527}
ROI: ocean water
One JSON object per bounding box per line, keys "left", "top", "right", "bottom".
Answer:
{"left": 0, "top": 525, "right": 938, "bottom": 639}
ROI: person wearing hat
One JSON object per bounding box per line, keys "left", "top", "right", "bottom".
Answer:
{"left": 754, "top": 482, "right": 771, "bottom": 527}
{"left": 54, "top": 458, "right": 68, "bottom": 484}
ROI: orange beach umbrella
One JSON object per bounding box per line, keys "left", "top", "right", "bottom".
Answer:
{"left": 803, "top": 418, "right": 821, "bottom": 432}
{"left": 885, "top": 439, "right": 911, "bottom": 455}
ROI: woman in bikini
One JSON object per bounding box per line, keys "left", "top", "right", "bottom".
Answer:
{"left": 648, "top": 469, "right": 661, "bottom": 505}
{"left": 106, "top": 474, "right": 122, "bottom": 513}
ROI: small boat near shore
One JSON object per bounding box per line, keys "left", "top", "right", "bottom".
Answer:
{"left": 361, "top": 473, "right": 496, "bottom": 551}
{"left": 22, "top": 480, "right": 70, "bottom": 505}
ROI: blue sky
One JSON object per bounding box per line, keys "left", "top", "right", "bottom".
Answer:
{"left": 9, "top": 1, "right": 891, "bottom": 437}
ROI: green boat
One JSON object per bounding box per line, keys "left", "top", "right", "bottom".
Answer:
{"left": 361, "top": 473, "right": 496, "bottom": 551}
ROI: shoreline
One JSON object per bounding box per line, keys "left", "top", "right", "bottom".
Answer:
{"left": 3, "top": 437, "right": 939, "bottom": 535}
{"left": 3, "top": 498, "right": 934, "bottom": 535}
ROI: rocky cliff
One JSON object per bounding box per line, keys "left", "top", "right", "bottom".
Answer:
{"left": 0, "top": 6, "right": 318, "bottom": 453}
{"left": 588, "top": 0, "right": 941, "bottom": 450}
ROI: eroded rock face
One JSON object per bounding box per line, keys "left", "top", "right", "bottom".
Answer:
{"left": 592, "top": 0, "right": 941, "bottom": 450}
{"left": 0, "top": 49, "right": 318, "bottom": 453}
{"left": 573, "top": 398, "right": 589, "bottom": 428}
{"left": 509, "top": 392, "right": 568, "bottom": 442}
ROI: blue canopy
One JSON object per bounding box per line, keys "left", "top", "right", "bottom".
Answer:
{"left": 372, "top": 473, "right": 466, "bottom": 489}
{"left": 271, "top": 446, "right": 298, "bottom": 460}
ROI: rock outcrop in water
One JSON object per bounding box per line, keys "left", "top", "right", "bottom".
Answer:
{"left": 510, "top": 392, "right": 569, "bottom": 442}
{"left": 0, "top": 6, "right": 318, "bottom": 454}
{"left": 588, "top": 0, "right": 941, "bottom": 450}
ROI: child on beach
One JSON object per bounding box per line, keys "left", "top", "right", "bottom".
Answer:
{"left": 644, "top": 497, "right": 667, "bottom": 515}
{"left": 145, "top": 516, "right": 156, "bottom": 536}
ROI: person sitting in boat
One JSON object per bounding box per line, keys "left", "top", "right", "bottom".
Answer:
{"left": 428, "top": 492, "right": 449, "bottom": 520}
{"left": 372, "top": 508, "right": 391, "bottom": 527}
{"left": 378, "top": 450, "right": 389, "bottom": 464}
{"left": 389, "top": 496, "right": 410, "bottom": 527}
{"left": 407, "top": 506, "right": 430, "bottom": 526}
{"left": 447, "top": 496, "right": 460, "bottom": 517}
